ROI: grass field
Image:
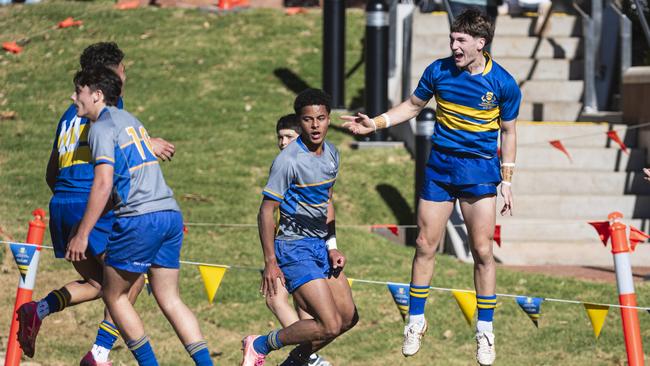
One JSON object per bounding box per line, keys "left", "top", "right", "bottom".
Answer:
{"left": 1, "top": 2, "right": 650, "bottom": 365}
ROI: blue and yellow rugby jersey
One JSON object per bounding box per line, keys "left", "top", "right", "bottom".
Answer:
{"left": 414, "top": 53, "right": 521, "bottom": 158}
{"left": 263, "top": 137, "right": 339, "bottom": 241}
{"left": 88, "top": 106, "right": 179, "bottom": 217}
{"left": 52, "top": 98, "right": 124, "bottom": 194}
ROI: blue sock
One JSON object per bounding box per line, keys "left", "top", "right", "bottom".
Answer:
{"left": 127, "top": 336, "right": 158, "bottom": 366}
{"left": 252, "top": 330, "right": 283, "bottom": 355}
{"left": 38, "top": 288, "right": 71, "bottom": 319}
{"left": 95, "top": 321, "right": 119, "bottom": 350}
{"left": 185, "top": 341, "right": 213, "bottom": 366}
{"left": 408, "top": 283, "right": 430, "bottom": 316}
{"left": 476, "top": 294, "right": 497, "bottom": 322}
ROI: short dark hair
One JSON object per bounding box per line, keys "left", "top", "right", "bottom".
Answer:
{"left": 293, "top": 88, "right": 332, "bottom": 115}
{"left": 276, "top": 113, "right": 302, "bottom": 134}
{"left": 79, "top": 42, "right": 124, "bottom": 70}
{"left": 450, "top": 8, "right": 494, "bottom": 46}
{"left": 73, "top": 66, "right": 122, "bottom": 107}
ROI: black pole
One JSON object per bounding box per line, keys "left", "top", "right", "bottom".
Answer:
{"left": 323, "top": 0, "right": 345, "bottom": 109}
{"left": 415, "top": 108, "right": 435, "bottom": 214}
{"left": 365, "top": 0, "right": 389, "bottom": 141}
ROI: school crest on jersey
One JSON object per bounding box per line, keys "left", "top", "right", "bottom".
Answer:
{"left": 479, "top": 91, "right": 496, "bottom": 109}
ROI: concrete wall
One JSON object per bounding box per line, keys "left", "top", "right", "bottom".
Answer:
{"left": 622, "top": 66, "right": 650, "bottom": 165}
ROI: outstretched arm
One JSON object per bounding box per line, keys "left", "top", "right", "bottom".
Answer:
{"left": 259, "top": 197, "right": 284, "bottom": 297}
{"left": 340, "top": 94, "right": 429, "bottom": 136}
{"left": 66, "top": 164, "right": 113, "bottom": 261}
{"left": 500, "top": 119, "right": 516, "bottom": 216}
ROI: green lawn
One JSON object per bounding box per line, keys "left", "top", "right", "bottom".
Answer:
{"left": 1, "top": 2, "right": 649, "bottom": 365}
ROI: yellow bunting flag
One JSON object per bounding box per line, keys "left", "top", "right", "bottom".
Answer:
{"left": 451, "top": 290, "right": 477, "bottom": 327}
{"left": 348, "top": 278, "right": 354, "bottom": 288}
{"left": 584, "top": 303, "right": 609, "bottom": 339}
{"left": 198, "top": 265, "right": 228, "bottom": 304}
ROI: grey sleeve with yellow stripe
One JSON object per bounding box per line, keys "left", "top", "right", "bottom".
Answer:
{"left": 88, "top": 119, "right": 117, "bottom": 166}
{"left": 263, "top": 151, "right": 295, "bottom": 202}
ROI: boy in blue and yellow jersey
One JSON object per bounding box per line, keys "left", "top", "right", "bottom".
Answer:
{"left": 17, "top": 42, "right": 174, "bottom": 366}
{"left": 66, "top": 66, "right": 213, "bottom": 366}
{"left": 241, "top": 89, "right": 358, "bottom": 366}
{"left": 342, "top": 8, "right": 520, "bottom": 366}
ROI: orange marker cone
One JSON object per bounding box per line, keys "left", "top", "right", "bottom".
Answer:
{"left": 2, "top": 42, "right": 23, "bottom": 54}
{"left": 58, "top": 17, "right": 83, "bottom": 28}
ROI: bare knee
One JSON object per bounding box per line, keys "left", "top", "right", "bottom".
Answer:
{"left": 472, "top": 242, "right": 494, "bottom": 265}
{"left": 415, "top": 234, "right": 439, "bottom": 260}
{"left": 340, "top": 307, "right": 359, "bottom": 333}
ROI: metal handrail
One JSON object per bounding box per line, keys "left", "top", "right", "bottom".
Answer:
{"left": 632, "top": 0, "right": 650, "bottom": 48}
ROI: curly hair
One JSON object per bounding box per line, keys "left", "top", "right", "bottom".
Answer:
{"left": 293, "top": 88, "right": 332, "bottom": 115}
{"left": 79, "top": 42, "right": 124, "bottom": 70}
{"left": 73, "top": 66, "right": 122, "bottom": 107}
{"left": 450, "top": 8, "right": 495, "bottom": 46}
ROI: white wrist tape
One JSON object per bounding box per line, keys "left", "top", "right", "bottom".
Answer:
{"left": 369, "top": 118, "right": 377, "bottom": 132}
{"left": 501, "top": 162, "right": 515, "bottom": 167}
{"left": 326, "top": 237, "right": 338, "bottom": 250}
{"left": 501, "top": 181, "right": 512, "bottom": 186}
{"left": 381, "top": 113, "right": 392, "bottom": 128}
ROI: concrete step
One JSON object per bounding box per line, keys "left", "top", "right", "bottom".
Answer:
{"left": 516, "top": 146, "right": 645, "bottom": 171}
{"left": 496, "top": 217, "right": 649, "bottom": 242}
{"left": 491, "top": 36, "right": 582, "bottom": 59}
{"left": 493, "top": 15, "right": 582, "bottom": 37}
{"left": 495, "top": 194, "right": 650, "bottom": 219}
{"left": 520, "top": 80, "right": 584, "bottom": 102}
{"left": 518, "top": 101, "right": 582, "bottom": 121}
{"left": 517, "top": 123, "right": 638, "bottom": 147}
{"left": 413, "top": 12, "right": 449, "bottom": 37}
{"left": 493, "top": 240, "right": 650, "bottom": 265}
{"left": 496, "top": 58, "right": 583, "bottom": 81}
{"left": 512, "top": 171, "right": 650, "bottom": 195}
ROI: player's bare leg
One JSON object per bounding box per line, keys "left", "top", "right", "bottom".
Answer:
{"left": 460, "top": 195, "right": 497, "bottom": 365}
{"left": 403, "top": 199, "right": 454, "bottom": 356}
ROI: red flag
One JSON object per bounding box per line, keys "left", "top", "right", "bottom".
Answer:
{"left": 494, "top": 225, "right": 501, "bottom": 247}
{"left": 629, "top": 226, "right": 649, "bottom": 251}
{"left": 371, "top": 224, "right": 399, "bottom": 236}
{"left": 549, "top": 140, "right": 572, "bottom": 162}
{"left": 58, "top": 17, "right": 83, "bottom": 28}
{"left": 606, "top": 130, "right": 628, "bottom": 155}
{"left": 589, "top": 221, "right": 611, "bottom": 246}
{"left": 3, "top": 41, "right": 23, "bottom": 54}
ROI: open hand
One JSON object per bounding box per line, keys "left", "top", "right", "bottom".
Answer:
{"left": 65, "top": 234, "right": 88, "bottom": 262}
{"left": 260, "top": 261, "right": 285, "bottom": 297}
{"left": 340, "top": 113, "right": 376, "bottom": 136}
{"left": 150, "top": 137, "right": 175, "bottom": 161}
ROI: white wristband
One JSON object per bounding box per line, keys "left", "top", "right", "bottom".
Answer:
{"left": 381, "top": 113, "right": 392, "bottom": 128}
{"left": 501, "top": 162, "right": 515, "bottom": 167}
{"left": 501, "top": 181, "right": 512, "bottom": 186}
{"left": 326, "top": 237, "right": 338, "bottom": 250}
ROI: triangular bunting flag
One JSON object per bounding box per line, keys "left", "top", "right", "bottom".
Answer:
{"left": 347, "top": 278, "right": 354, "bottom": 288}
{"left": 494, "top": 225, "right": 501, "bottom": 247}
{"left": 198, "top": 265, "right": 227, "bottom": 304}
{"left": 588, "top": 221, "right": 611, "bottom": 246}
{"left": 549, "top": 140, "right": 572, "bottom": 162}
{"left": 629, "top": 226, "right": 650, "bottom": 251}
{"left": 144, "top": 274, "right": 152, "bottom": 296}
{"left": 387, "top": 283, "right": 410, "bottom": 321}
{"left": 606, "top": 130, "right": 628, "bottom": 155}
{"left": 516, "top": 296, "right": 544, "bottom": 327}
{"left": 584, "top": 303, "right": 609, "bottom": 339}
{"left": 451, "top": 290, "right": 476, "bottom": 326}
{"left": 10, "top": 243, "right": 37, "bottom": 281}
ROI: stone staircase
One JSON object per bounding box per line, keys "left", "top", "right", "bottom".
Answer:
{"left": 410, "top": 11, "right": 650, "bottom": 266}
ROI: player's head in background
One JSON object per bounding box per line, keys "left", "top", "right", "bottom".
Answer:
{"left": 79, "top": 42, "right": 126, "bottom": 91}
{"left": 293, "top": 88, "right": 332, "bottom": 152}
{"left": 72, "top": 66, "right": 122, "bottom": 121}
{"left": 449, "top": 8, "right": 494, "bottom": 69}
{"left": 276, "top": 113, "right": 302, "bottom": 150}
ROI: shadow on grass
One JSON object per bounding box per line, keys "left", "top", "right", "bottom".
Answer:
{"left": 273, "top": 67, "right": 312, "bottom": 95}
{"left": 376, "top": 184, "right": 414, "bottom": 225}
